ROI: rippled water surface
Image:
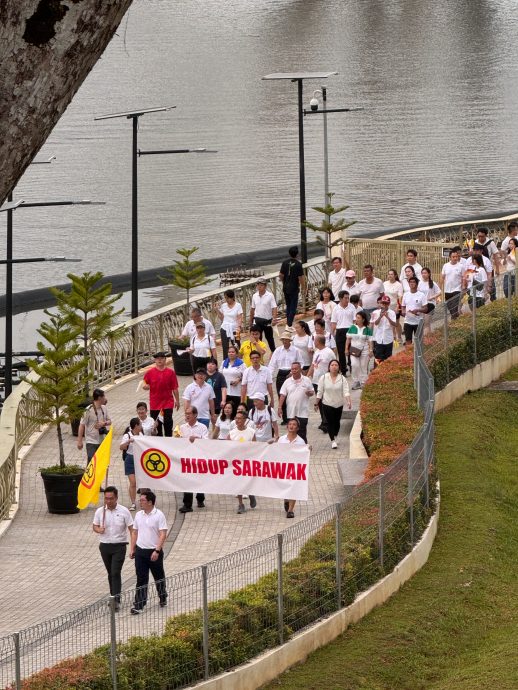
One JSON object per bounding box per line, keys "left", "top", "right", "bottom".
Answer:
{"left": 7, "top": 0, "right": 518, "bottom": 293}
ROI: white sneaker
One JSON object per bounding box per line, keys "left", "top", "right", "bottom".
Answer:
{"left": 351, "top": 381, "right": 361, "bottom": 390}
{"left": 331, "top": 440, "right": 338, "bottom": 449}
{"left": 129, "top": 503, "right": 136, "bottom": 511}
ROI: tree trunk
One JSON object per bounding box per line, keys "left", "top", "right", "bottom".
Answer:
{"left": 0, "top": 0, "right": 134, "bottom": 204}
{"left": 56, "top": 416, "right": 65, "bottom": 468}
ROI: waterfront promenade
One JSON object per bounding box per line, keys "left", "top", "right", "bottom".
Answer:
{"left": 0, "top": 352, "right": 364, "bottom": 638}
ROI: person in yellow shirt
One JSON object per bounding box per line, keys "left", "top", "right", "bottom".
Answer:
{"left": 239, "top": 325, "right": 267, "bottom": 366}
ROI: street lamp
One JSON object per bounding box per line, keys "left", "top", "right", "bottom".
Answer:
{"left": 262, "top": 72, "right": 338, "bottom": 263}
{"left": 0, "top": 197, "right": 102, "bottom": 398}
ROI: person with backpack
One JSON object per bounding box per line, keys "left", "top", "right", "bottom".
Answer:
{"left": 248, "top": 393, "right": 279, "bottom": 443}
{"left": 279, "top": 245, "right": 305, "bottom": 326}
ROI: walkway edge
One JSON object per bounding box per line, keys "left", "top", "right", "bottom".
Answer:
{"left": 187, "top": 485, "right": 440, "bottom": 690}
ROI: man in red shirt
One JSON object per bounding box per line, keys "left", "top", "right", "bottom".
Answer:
{"left": 142, "top": 352, "right": 180, "bottom": 437}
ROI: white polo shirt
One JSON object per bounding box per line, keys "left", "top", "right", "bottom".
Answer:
{"left": 340, "top": 280, "right": 361, "bottom": 297}
{"left": 242, "top": 365, "right": 273, "bottom": 398}
{"left": 182, "top": 382, "right": 215, "bottom": 419}
{"left": 251, "top": 291, "right": 277, "bottom": 319}
{"left": 133, "top": 507, "right": 167, "bottom": 549}
{"left": 279, "top": 375, "right": 314, "bottom": 418}
{"left": 268, "top": 345, "right": 301, "bottom": 374}
{"left": 93, "top": 504, "right": 133, "bottom": 544}
{"left": 328, "top": 268, "right": 346, "bottom": 296}
{"left": 181, "top": 318, "right": 216, "bottom": 339}
{"left": 331, "top": 303, "right": 356, "bottom": 330}
{"left": 310, "top": 347, "right": 336, "bottom": 385}
{"left": 441, "top": 261, "right": 465, "bottom": 293}
{"left": 402, "top": 291, "right": 427, "bottom": 326}
{"left": 179, "top": 421, "right": 209, "bottom": 439}
{"left": 370, "top": 308, "right": 396, "bottom": 344}
{"left": 358, "top": 277, "right": 384, "bottom": 310}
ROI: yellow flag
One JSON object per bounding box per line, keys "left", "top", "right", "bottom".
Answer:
{"left": 77, "top": 426, "right": 113, "bottom": 509}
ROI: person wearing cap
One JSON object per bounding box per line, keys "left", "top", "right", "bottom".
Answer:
{"left": 330, "top": 290, "right": 356, "bottom": 375}
{"left": 239, "top": 325, "right": 267, "bottom": 367}
{"left": 142, "top": 354, "right": 179, "bottom": 437}
{"left": 187, "top": 322, "right": 217, "bottom": 373}
{"left": 241, "top": 351, "right": 275, "bottom": 408}
{"left": 182, "top": 369, "right": 216, "bottom": 428}
{"left": 249, "top": 278, "right": 278, "bottom": 352}
{"left": 248, "top": 393, "right": 279, "bottom": 443}
{"left": 341, "top": 269, "right": 360, "bottom": 297}
{"left": 279, "top": 246, "right": 305, "bottom": 327}
{"left": 328, "top": 256, "right": 346, "bottom": 300}
{"left": 268, "top": 331, "right": 302, "bottom": 424}
{"left": 77, "top": 388, "right": 111, "bottom": 463}
{"left": 370, "top": 295, "right": 397, "bottom": 362}
{"left": 181, "top": 307, "right": 216, "bottom": 340}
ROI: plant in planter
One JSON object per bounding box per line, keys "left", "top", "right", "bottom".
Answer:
{"left": 26, "top": 311, "right": 90, "bottom": 514}
{"left": 51, "top": 271, "right": 124, "bottom": 433}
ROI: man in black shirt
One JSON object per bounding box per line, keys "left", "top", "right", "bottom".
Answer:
{"left": 279, "top": 246, "right": 305, "bottom": 326}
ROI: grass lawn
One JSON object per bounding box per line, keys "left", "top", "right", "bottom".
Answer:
{"left": 265, "top": 388, "right": 518, "bottom": 690}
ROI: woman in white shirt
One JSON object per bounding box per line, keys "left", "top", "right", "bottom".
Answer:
{"left": 383, "top": 268, "right": 404, "bottom": 342}
{"left": 119, "top": 417, "right": 143, "bottom": 511}
{"left": 401, "top": 277, "right": 427, "bottom": 345}
{"left": 188, "top": 323, "right": 217, "bottom": 372}
{"left": 212, "top": 401, "right": 235, "bottom": 440}
{"left": 401, "top": 265, "right": 417, "bottom": 293}
{"left": 316, "top": 287, "right": 335, "bottom": 332}
{"left": 502, "top": 237, "right": 517, "bottom": 298}
{"left": 278, "top": 418, "right": 306, "bottom": 518}
{"left": 346, "top": 311, "right": 374, "bottom": 390}
{"left": 418, "top": 267, "right": 441, "bottom": 334}
{"left": 217, "top": 289, "right": 244, "bottom": 360}
{"left": 292, "top": 320, "right": 312, "bottom": 372}
{"left": 229, "top": 403, "right": 256, "bottom": 431}
{"left": 315, "top": 359, "right": 351, "bottom": 449}
{"left": 463, "top": 254, "right": 487, "bottom": 310}
{"left": 220, "top": 345, "right": 246, "bottom": 409}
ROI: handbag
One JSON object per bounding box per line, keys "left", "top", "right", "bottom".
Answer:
{"left": 349, "top": 345, "right": 364, "bottom": 358}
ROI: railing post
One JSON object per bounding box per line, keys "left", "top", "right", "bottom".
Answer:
{"left": 13, "top": 632, "right": 21, "bottom": 690}
{"left": 132, "top": 323, "right": 139, "bottom": 373}
{"left": 202, "top": 565, "right": 210, "bottom": 680}
{"left": 423, "top": 418, "right": 431, "bottom": 510}
{"left": 471, "top": 285, "right": 477, "bottom": 366}
{"left": 508, "top": 271, "right": 514, "bottom": 348}
{"left": 335, "top": 503, "right": 342, "bottom": 609}
{"left": 109, "top": 337, "right": 115, "bottom": 384}
{"left": 378, "top": 475, "right": 385, "bottom": 571}
{"left": 277, "top": 533, "right": 284, "bottom": 645}
{"left": 443, "top": 306, "right": 449, "bottom": 383}
{"left": 408, "top": 452, "right": 414, "bottom": 548}
{"left": 159, "top": 313, "right": 165, "bottom": 352}
{"left": 109, "top": 596, "right": 118, "bottom": 690}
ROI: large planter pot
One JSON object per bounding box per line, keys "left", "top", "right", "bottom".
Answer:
{"left": 41, "top": 471, "right": 84, "bottom": 514}
{"left": 169, "top": 339, "right": 194, "bottom": 377}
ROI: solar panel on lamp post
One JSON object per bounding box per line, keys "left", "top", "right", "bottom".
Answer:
{"left": 262, "top": 72, "right": 338, "bottom": 263}
{"left": 94, "top": 106, "right": 217, "bottom": 320}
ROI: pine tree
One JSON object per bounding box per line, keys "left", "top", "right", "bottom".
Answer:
{"left": 304, "top": 193, "right": 357, "bottom": 264}
{"left": 26, "top": 312, "right": 89, "bottom": 469}
{"left": 162, "top": 247, "right": 211, "bottom": 318}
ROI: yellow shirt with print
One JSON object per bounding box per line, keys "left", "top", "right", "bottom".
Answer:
{"left": 239, "top": 340, "right": 267, "bottom": 367}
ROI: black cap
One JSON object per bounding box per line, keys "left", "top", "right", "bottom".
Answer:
{"left": 154, "top": 352, "right": 168, "bottom": 358}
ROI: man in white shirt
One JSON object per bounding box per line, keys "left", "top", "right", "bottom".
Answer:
{"left": 501, "top": 221, "right": 518, "bottom": 252}
{"left": 92, "top": 486, "right": 133, "bottom": 611}
{"left": 399, "top": 249, "right": 423, "bottom": 282}
{"left": 77, "top": 388, "right": 111, "bottom": 462}
{"left": 328, "top": 256, "right": 346, "bottom": 299}
{"left": 229, "top": 411, "right": 257, "bottom": 514}
{"left": 370, "top": 295, "right": 397, "bottom": 361}
{"left": 268, "top": 331, "right": 302, "bottom": 424}
{"left": 330, "top": 290, "right": 356, "bottom": 375}
{"left": 278, "top": 362, "right": 314, "bottom": 442}
{"left": 307, "top": 335, "right": 336, "bottom": 433}
{"left": 129, "top": 490, "right": 168, "bottom": 614}
{"left": 473, "top": 228, "right": 499, "bottom": 301}
{"left": 440, "top": 249, "right": 465, "bottom": 319}
{"left": 249, "top": 278, "right": 278, "bottom": 352}
{"left": 241, "top": 351, "right": 275, "bottom": 406}
{"left": 179, "top": 406, "right": 209, "bottom": 513}
{"left": 341, "top": 269, "right": 360, "bottom": 297}
{"left": 401, "top": 277, "right": 427, "bottom": 345}
{"left": 358, "top": 264, "right": 384, "bottom": 317}
{"left": 182, "top": 368, "right": 216, "bottom": 428}
{"left": 181, "top": 307, "right": 216, "bottom": 339}
{"left": 249, "top": 393, "right": 279, "bottom": 443}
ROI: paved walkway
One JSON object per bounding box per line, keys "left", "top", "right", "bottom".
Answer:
{"left": 0, "top": 351, "right": 364, "bottom": 638}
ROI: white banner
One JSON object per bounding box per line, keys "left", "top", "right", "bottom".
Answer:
{"left": 133, "top": 436, "right": 310, "bottom": 500}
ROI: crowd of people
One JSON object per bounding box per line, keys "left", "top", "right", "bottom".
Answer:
{"left": 87, "top": 229, "right": 517, "bottom": 613}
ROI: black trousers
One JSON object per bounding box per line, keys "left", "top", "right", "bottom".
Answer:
{"left": 374, "top": 342, "right": 393, "bottom": 362}
{"left": 295, "top": 416, "right": 308, "bottom": 443}
{"left": 220, "top": 329, "right": 241, "bottom": 361}
{"left": 99, "top": 542, "right": 127, "bottom": 601}
{"left": 284, "top": 291, "right": 299, "bottom": 327}
{"left": 183, "top": 492, "right": 205, "bottom": 508}
{"left": 403, "top": 323, "right": 419, "bottom": 343}
{"left": 133, "top": 546, "right": 167, "bottom": 610}
{"left": 444, "top": 291, "right": 461, "bottom": 319}
{"left": 322, "top": 404, "right": 343, "bottom": 441}
{"left": 276, "top": 369, "right": 290, "bottom": 423}
{"left": 335, "top": 328, "right": 349, "bottom": 374}
{"left": 150, "top": 408, "right": 173, "bottom": 437}
{"left": 313, "top": 383, "right": 327, "bottom": 430}
{"left": 253, "top": 318, "right": 276, "bottom": 352}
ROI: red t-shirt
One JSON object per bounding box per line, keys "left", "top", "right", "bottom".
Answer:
{"left": 143, "top": 367, "right": 179, "bottom": 410}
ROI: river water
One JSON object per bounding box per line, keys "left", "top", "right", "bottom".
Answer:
{"left": 5, "top": 0, "right": 518, "bottom": 297}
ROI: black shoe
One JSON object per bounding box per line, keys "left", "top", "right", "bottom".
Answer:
{"left": 130, "top": 606, "right": 143, "bottom": 615}
{"left": 197, "top": 501, "right": 205, "bottom": 508}
{"left": 114, "top": 601, "right": 120, "bottom": 612}
{"left": 280, "top": 420, "right": 288, "bottom": 426}
{"left": 159, "top": 598, "right": 168, "bottom": 608}
{"left": 284, "top": 500, "right": 289, "bottom": 513}
{"left": 179, "top": 506, "right": 193, "bottom": 513}
{"left": 286, "top": 511, "right": 295, "bottom": 518}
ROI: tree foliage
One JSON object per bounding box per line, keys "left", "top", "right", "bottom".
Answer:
{"left": 162, "top": 247, "right": 211, "bottom": 317}
{"left": 304, "top": 193, "right": 356, "bottom": 263}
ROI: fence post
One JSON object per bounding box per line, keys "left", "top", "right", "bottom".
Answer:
{"left": 423, "top": 417, "right": 431, "bottom": 510}
{"left": 109, "top": 597, "right": 118, "bottom": 690}
{"left": 471, "top": 285, "right": 477, "bottom": 366}
{"left": 277, "top": 533, "right": 284, "bottom": 645}
{"left": 132, "top": 324, "right": 139, "bottom": 373}
{"left": 408, "top": 452, "right": 414, "bottom": 548}
{"left": 335, "top": 503, "right": 342, "bottom": 609}
{"left": 443, "top": 306, "right": 449, "bottom": 383}
{"left": 13, "top": 632, "right": 21, "bottom": 690}
{"left": 201, "top": 565, "right": 210, "bottom": 680}
{"left": 378, "top": 475, "right": 385, "bottom": 571}
{"left": 110, "top": 337, "right": 115, "bottom": 384}
{"left": 158, "top": 313, "right": 164, "bottom": 351}
{"left": 508, "top": 272, "right": 513, "bottom": 348}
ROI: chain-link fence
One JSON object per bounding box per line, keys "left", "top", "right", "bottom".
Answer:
{"left": 7, "top": 268, "right": 517, "bottom": 689}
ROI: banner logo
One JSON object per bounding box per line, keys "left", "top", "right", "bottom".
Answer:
{"left": 141, "top": 448, "right": 171, "bottom": 479}
{"left": 80, "top": 457, "right": 96, "bottom": 490}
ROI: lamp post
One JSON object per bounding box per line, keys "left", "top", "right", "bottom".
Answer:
{"left": 262, "top": 72, "right": 338, "bottom": 263}
{"left": 0, "top": 198, "right": 101, "bottom": 398}
{"left": 94, "top": 106, "right": 216, "bottom": 319}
